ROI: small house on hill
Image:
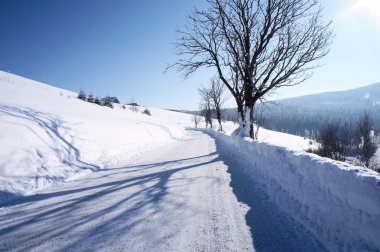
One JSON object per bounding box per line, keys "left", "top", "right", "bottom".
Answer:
{"left": 87, "top": 96, "right": 95, "bottom": 103}
{"left": 126, "top": 102, "right": 139, "bottom": 106}
{"left": 102, "top": 96, "right": 120, "bottom": 104}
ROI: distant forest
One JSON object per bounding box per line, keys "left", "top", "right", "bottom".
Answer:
{"left": 221, "top": 102, "right": 380, "bottom": 139}
{"left": 222, "top": 83, "right": 380, "bottom": 138}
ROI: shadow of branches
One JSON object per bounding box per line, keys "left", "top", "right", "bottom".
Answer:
{"left": 205, "top": 131, "right": 328, "bottom": 252}
{"left": 0, "top": 104, "right": 100, "bottom": 172}
{"left": 0, "top": 153, "right": 219, "bottom": 251}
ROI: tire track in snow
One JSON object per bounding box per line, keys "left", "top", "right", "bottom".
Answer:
{"left": 0, "top": 130, "right": 324, "bottom": 251}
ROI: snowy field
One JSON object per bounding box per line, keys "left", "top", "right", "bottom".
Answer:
{"left": 0, "top": 70, "right": 193, "bottom": 201}
{"left": 0, "top": 70, "right": 314, "bottom": 202}
{"left": 1, "top": 70, "right": 379, "bottom": 251}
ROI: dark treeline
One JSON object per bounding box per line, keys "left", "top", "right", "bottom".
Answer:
{"left": 259, "top": 104, "right": 380, "bottom": 138}
{"left": 223, "top": 103, "right": 380, "bottom": 139}
{"left": 314, "top": 113, "right": 378, "bottom": 170}
{"left": 221, "top": 105, "right": 379, "bottom": 170}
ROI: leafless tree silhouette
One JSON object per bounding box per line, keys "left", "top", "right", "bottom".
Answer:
{"left": 199, "top": 78, "right": 227, "bottom": 131}
{"left": 170, "top": 0, "right": 333, "bottom": 138}
{"left": 357, "top": 113, "right": 376, "bottom": 167}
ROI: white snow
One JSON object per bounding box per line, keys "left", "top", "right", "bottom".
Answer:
{"left": 0, "top": 70, "right": 193, "bottom": 201}
{"left": 0, "top": 131, "right": 259, "bottom": 251}
{"left": 200, "top": 128, "right": 380, "bottom": 251}
{"left": 0, "top": 70, "right": 314, "bottom": 202}
{"left": 222, "top": 121, "right": 316, "bottom": 151}
{"left": 1, "top": 70, "right": 379, "bottom": 251}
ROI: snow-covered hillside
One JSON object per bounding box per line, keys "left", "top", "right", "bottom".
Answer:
{"left": 0, "top": 70, "right": 193, "bottom": 201}
{"left": 0, "top": 70, "right": 317, "bottom": 202}
{"left": 221, "top": 82, "right": 380, "bottom": 138}
{"left": 1, "top": 71, "right": 379, "bottom": 251}
{"left": 280, "top": 82, "right": 380, "bottom": 106}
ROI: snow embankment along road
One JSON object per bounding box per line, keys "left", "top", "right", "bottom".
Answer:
{"left": 222, "top": 122, "right": 317, "bottom": 151}
{"left": 0, "top": 130, "right": 327, "bottom": 252}
{"left": 200, "top": 129, "right": 380, "bottom": 252}
{"left": 0, "top": 70, "right": 192, "bottom": 202}
{"left": 0, "top": 70, "right": 314, "bottom": 203}
{"left": 1, "top": 70, "right": 379, "bottom": 251}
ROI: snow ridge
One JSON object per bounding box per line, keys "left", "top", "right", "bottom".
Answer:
{"left": 201, "top": 129, "right": 380, "bottom": 252}
{"left": 0, "top": 70, "right": 192, "bottom": 203}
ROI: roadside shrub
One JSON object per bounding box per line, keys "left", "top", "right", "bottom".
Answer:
{"left": 95, "top": 97, "right": 103, "bottom": 105}
{"left": 104, "top": 100, "right": 113, "bottom": 109}
{"left": 78, "top": 89, "right": 87, "bottom": 101}
{"left": 143, "top": 109, "right": 151, "bottom": 116}
{"left": 357, "top": 113, "right": 377, "bottom": 167}
{"left": 313, "top": 121, "right": 353, "bottom": 161}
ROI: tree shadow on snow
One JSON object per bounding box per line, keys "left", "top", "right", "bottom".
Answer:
{"left": 0, "top": 105, "right": 100, "bottom": 171}
{"left": 0, "top": 104, "right": 101, "bottom": 205}
{"left": 0, "top": 152, "right": 220, "bottom": 251}
{"left": 0, "top": 104, "right": 100, "bottom": 172}
{"left": 208, "top": 132, "right": 328, "bottom": 252}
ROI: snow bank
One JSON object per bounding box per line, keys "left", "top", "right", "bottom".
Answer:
{"left": 222, "top": 121, "right": 316, "bottom": 151}
{"left": 0, "top": 71, "right": 192, "bottom": 203}
{"left": 202, "top": 129, "right": 380, "bottom": 252}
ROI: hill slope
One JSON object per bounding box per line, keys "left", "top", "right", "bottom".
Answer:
{"left": 1, "top": 71, "right": 380, "bottom": 251}
{"left": 0, "top": 70, "right": 193, "bottom": 200}
{"left": 280, "top": 82, "right": 380, "bottom": 106}
{"left": 259, "top": 82, "right": 380, "bottom": 136}
{"left": 0, "top": 71, "right": 316, "bottom": 201}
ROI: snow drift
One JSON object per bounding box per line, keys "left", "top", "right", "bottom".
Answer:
{"left": 0, "top": 70, "right": 192, "bottom": 202}
{"left": 202, "top": 129, "right": 380, "bottom": 252}
{"left": 2, "top": 70, "right": 379, "bottom": 251}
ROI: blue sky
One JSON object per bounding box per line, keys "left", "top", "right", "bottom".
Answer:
{"left": 0, "top": 0, "right": 379, "bottom": 110}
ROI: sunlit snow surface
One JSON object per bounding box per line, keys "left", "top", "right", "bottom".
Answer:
{"left": 1, "top": 70, "right": 379, "bottom": 251}
{"left": 0, "top": 70, "right": 315, "bottom": 199}
{"left": 0, "top": 70, "right": 191, "bottom": 198}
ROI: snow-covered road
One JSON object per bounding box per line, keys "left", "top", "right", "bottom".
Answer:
{"left": 0, "top": 131, "right": 325, "bottom": 251}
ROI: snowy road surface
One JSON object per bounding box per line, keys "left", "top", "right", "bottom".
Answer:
{"left": 0, "top": 131, "right": 325, "bottom": 251}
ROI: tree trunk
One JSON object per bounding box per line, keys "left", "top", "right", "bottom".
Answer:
{"left": 216, "top": 109, "right": 222, "bottom": 131}
{"left": 237, "top": 102, "right": 245, "bottom": 127}
{"left": 243, "top": 82, "right": 256, "bottom": 139}
{"left": 249, "top": 106, "right": 254, "bottom": 139}
{"left": 242, "top": 104, "right": 256, "bottom": 139}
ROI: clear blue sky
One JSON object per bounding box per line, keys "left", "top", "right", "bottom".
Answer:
{"left": 0, "top": 0, "right": 379, "bottom": 110}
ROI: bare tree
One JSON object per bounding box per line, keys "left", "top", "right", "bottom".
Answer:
{"left": 192, "top": 114, "right": 202, "bottom": 128}
{"left": 202, "top": 105, "right": 213, "bottom": 129}
{"left": 317, "top": 121, "right": 351, "bottom": 162}
{"left": 201, "top": 78, "right": 227, "bottom": 131}
{"left": 253, "top": 103, "right": 268, "bottom": 140}
{"left": 199, "top": 90, "right": 213, "bottom": 129}
{"left": 78, "top": 89, "right": 87, "bottom": 101}
{"left": 357, "top": 113, "right": 376, "bottom": 168}
{"left": 170, "top": 0, "right": 333, "bottom": 139}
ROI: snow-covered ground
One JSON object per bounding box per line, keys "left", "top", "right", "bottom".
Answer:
{"left": 0, "top": 70, "right": 193, "bottom": 201}
{"left": 222, "top": 122, "right": 316, "bottom": 151}
{"left": 0, "top": 70, "right": 315, "bottom": 202}
{"left": 1, "top": 71, "right": 379, "bottom": 251}
{"left": 200, "top": 128, "right": 380, "bottom": 251}
{"left": 0, "top": 130, "right": 329, "bottom": 252}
